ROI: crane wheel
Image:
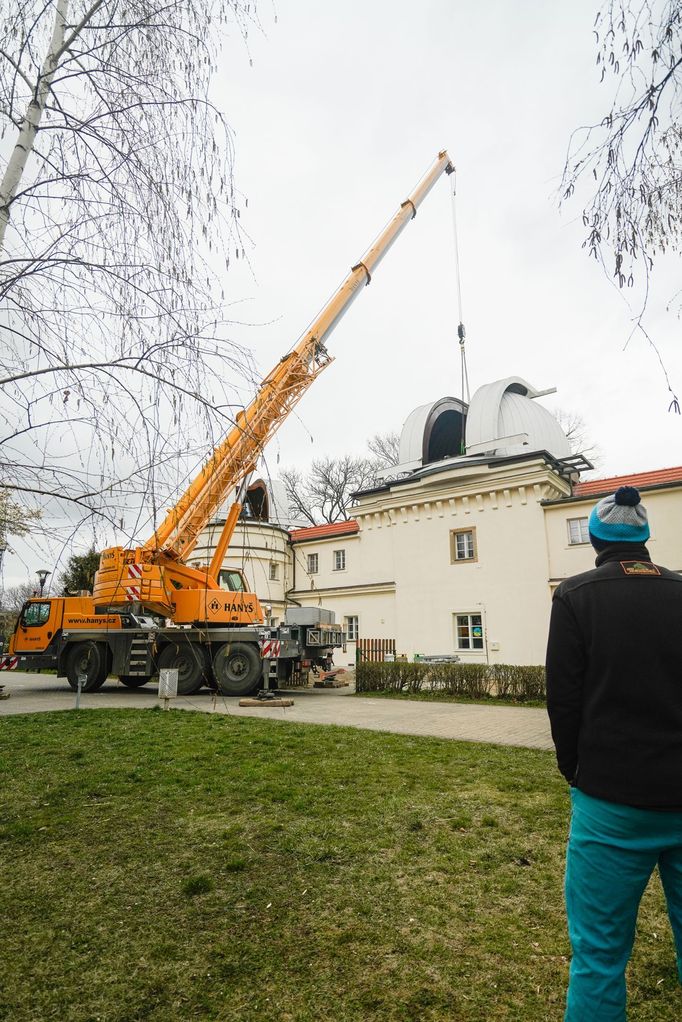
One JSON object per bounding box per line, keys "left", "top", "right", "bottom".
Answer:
{"left": 213, "top": 642, "right": 261, "bottom": 697}
{"left": 65, "top": 641, "right": 112, "bottom": 693}
{"left": 156, "top": 642, "right": 207, "bottom": 695}
{"left": 118, "top": 675, "right": 152, "bottom": 689}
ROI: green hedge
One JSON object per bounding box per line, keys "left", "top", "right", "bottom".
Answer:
{"left": 355, "top": 661, "right": 546, "bottom": 703}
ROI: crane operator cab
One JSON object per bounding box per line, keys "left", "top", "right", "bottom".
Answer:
{"left": 218, "top": 569, "right": 248, "bottom": 592}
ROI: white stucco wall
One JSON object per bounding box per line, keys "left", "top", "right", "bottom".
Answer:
{"left": 544, "top": 485, "right": 682, "bottom": 584}
{"left": 289, "top": 527, "right": 396, "bottom": 666}
{"left": 347, "top": 456, "right": 569, "bottom": 664}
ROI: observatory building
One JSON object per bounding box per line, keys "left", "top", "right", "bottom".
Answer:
{"left": 195, "top": 376, "right": 682, "bottom": 665}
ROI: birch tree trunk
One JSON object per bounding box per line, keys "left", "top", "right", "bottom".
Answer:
{"left": 0, "top": 0, "right": 68, "bottom": 254}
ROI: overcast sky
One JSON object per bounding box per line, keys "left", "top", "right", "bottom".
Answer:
{"left": 5, "top": 0, "right": 682, "bottom": 590}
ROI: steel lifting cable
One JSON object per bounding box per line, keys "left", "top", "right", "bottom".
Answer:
{"left": 449, "top": 170, "right": 470, "bottom": 454}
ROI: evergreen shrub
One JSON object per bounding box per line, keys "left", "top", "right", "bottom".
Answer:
{"left": 355, "top": 661, "right": 546, "bottom": 703}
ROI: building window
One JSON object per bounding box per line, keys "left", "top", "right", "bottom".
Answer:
{"left": 450, "top": 528, "right": 477, "bottom": 562}
{"left": 567, "top": 517, "right": 590, "bottom": 545}
{"left": 307, "top": 552, "right": 318, "bottom": 575}
{"left": 345, "top": 615, "right": 358, "bottom": 641}
{"left": 269, "top": 561, "right": 279, "bottom": 580}
{"left": 333, "top": 549, "right": 346, "bottom": 571}
{"left": 455, "top": 613, "right": 484, "bottom": 651}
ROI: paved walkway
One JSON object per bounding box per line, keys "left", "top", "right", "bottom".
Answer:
{"left": 0, "top": 673, "right": 553, "bottom": 750}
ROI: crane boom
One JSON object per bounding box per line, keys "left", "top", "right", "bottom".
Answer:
{"left": 93, "top": 150, "right": 454, "bottom": 620}
{"left": 148, "top": 149, "right": 455, "bottom": 563}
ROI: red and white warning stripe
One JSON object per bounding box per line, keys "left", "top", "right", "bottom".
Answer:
{"left": 259, "top": 639, "right": 281, "bottom": 659}
{"left": 0, "top": 655, "right": 18, "bottom": 671}
{"left": 124, "top": 564, "right": 142, "bottom": 601}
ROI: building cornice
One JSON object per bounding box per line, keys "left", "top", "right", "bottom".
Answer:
{"left": 353, "top": 450, "right": 571, "bottom": 499}
{"left": 203, "top": 519, "right": 292, "bottom": 538}
{"left": 542, "top": 478, "right": 682, "bottom": 507}
{"left": 351, "top": 455, "right": 570, "bottom": 530}
{"left": 289, "top": 580, "right": 396, "bottom": 598}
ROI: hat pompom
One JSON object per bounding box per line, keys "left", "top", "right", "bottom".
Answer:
{"left": 614, "top": 486, "right": 640, "bottom": 507}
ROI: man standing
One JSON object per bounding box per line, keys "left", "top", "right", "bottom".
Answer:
{"left": 546, "top": 485, "right": 682, "bottom": 1021}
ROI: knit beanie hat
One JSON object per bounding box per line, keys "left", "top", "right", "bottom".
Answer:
{"left": 588, "top": 486, "right": 650, "bottom": 544}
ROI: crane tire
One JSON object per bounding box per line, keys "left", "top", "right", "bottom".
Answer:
{"left": 65, "top": 641, "right": 112, "bottom": 693}
{"left": 156, "top": 642, "right": 207, "bottom": 696}
{"left": 213, "top": 642, "right": 261, "bottom": 697}
{"left": 118, "top": 675, "right": 152, "bottom": 688}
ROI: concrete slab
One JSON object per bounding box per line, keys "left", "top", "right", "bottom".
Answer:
{"left": 0, "top": 672, "right": 554, "bottom": 751}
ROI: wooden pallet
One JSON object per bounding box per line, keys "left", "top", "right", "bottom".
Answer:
{"left": 238, "top": 697, "right": 294, "bottom": 707}
{"left": 313, "top": 669, "right": 350, "bottom": 688}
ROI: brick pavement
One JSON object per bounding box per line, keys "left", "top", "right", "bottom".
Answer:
{"left": 0, "top": 673, "right": 553, "bottom": 751}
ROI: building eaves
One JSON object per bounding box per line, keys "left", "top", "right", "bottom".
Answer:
{"left": 573, "top": 465, "right": 682, "bottom": 497}
{"left": 289, "top": 520, "right": 359, "bottom": 544}
{"left": 352, "top": 449, "right": 569, "bottom": 499}
{"left": 288, "top": 580, "right": 396, "bottom": 598}
{"left": 542, "top": 477, "right": 682, "bottom": 507}
{"left": 208, "top": 517, "right": 292, "bottom": 538}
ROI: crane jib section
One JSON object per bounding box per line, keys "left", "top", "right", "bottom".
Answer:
{"left": 145, "top": 339, "right": 334, "bottom": 560}
{"left": 143, "top": 150, "right": 454, "bottom": 563}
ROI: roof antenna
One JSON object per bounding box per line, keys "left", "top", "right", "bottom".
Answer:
{"left": 450, "top": 169, "right": 469, "bottom": 452}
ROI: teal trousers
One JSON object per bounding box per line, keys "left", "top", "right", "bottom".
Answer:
{"left": 565, "top": 788, "right": 682, "bottom": 1021}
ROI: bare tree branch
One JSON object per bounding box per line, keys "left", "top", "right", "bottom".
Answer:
{"left": 282, "top": 441, "right": 396, "bottom": 525}
{"left": 561, "top": 0, "right": 681, "bottom": 409}
{"left": 0, "top": 0, "right": 266, "bottom": 564}
{"left": 367, "top": 431, "right": 400, "bottom": 469}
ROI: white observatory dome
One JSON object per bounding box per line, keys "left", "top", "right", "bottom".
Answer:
{"left": 215, "top": 476, "right": 307, "bottom": 529}
{"left": 397, "top": 396, "right": 468, "bottom": 471}
{"left": 379, "top": 376, "right": 571, "bottom": 483}
{"left": 465, "top": 377, "right": 571, "bottom": 460}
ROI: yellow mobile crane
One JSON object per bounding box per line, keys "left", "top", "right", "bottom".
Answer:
{"left": 5, "top": 151, "right": 455, "bottom": 696}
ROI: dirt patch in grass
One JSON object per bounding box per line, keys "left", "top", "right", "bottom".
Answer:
{"left": 0, "top": 711, "right": 679, "bottom": 1021}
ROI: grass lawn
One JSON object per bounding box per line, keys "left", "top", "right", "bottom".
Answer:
{"left": 1, "top": 711, "right": 680, "bottom": 1022}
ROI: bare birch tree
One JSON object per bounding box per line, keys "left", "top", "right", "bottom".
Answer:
{"left": 0, "top": 0, "right": 262, "bottom": 565}
{"left": 563, "top": 1, "right": 682, "bottom": 284}
{"left": 562, "top": 1, "right": 681, "bottom": 410}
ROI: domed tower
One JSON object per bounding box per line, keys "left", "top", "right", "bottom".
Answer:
{"left": 376, "top": 376, "right": 574, "bottom": 482}
{"left": 464, "top": 376, "right": 571, "bottom": 459}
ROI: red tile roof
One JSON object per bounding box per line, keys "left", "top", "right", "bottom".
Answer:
{"left": 574, "top": 466, "right": 682, "bottom": 498}
{"left": 289, "top": 519, "right": 359, "bottom": 542}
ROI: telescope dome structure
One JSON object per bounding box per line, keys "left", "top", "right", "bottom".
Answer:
{"left": 464, "top": 377, "right": 570, "bottom": 459}
{"left": 382, "top": 376, "right": 571, "bottom": 481}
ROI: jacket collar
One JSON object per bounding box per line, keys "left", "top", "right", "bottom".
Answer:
{"left": 595, "top": 543, "right": 651, "bottom": 567}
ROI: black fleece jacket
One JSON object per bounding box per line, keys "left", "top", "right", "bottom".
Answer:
{"left": 546, "top": 544, "right": 682, "bottom": 809}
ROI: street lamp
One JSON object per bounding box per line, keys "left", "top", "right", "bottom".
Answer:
{"left": 37, "top": 569, "right": 51, "bottom": 597}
